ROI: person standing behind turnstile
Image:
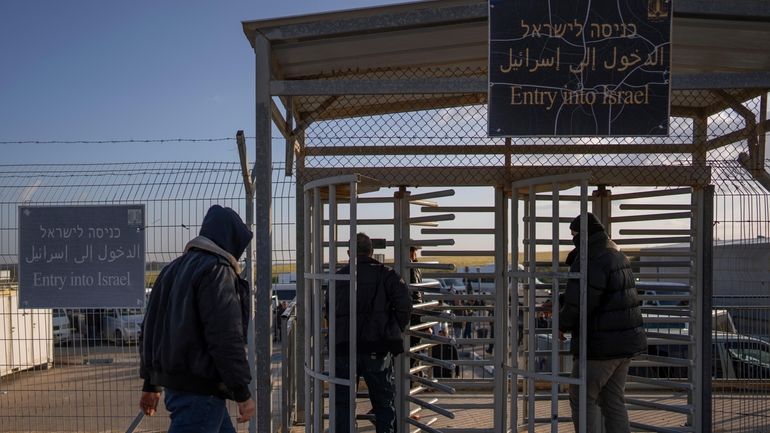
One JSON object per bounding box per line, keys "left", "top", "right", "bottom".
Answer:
{"left": 558, "top": 213, "right": 647, "bottom": 433}
{"left": 333, "top": 233, "right": 413, "bottom": 433}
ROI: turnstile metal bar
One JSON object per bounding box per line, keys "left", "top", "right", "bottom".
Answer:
{"left": 630, "top": 260, "right": 693, "bottom": 268}
{"left": 433, "top": 429, "right": 495, "bottom": 433}
{"left": 405, "top": 262, "right": 455, "bottom": 270}
{"left": 631, "top": 355, "right": 694, "bottom": 367}
{"left": 620, "top": 229, "right": 693, "bottom": 235}
{"left": 522, "top": 216, "right": 574, "bottom": 223}
{"left": 422, "top": 293, "right": 496, "bottom": 302}
{"left": 322, "top": 218, "right": 393, "bottom": 225}
{"left": 613, "top": 237, "right": 693, "bottom": 245}
{"left": 624, "top": 377, "right": 691, "bottom": 391}
{"left": 422, "top": 272, "right": 494, "bottom": 279}
{"left": 523, "top": 238, "right": 573, "bottom": 246}
{"left": 409, "top": 189, "right": 456, "bottom": 201}
{"left": 407, "top": 351, "right": 457, "bottom": 370}
{"left": 406, "top": 416, "right": 441, "bottom": 433}
{"left": 646, "top": 332, "right": 694, "bottom": 343}
{"left": 421, "top": 206, "right": 495, "bottom": 213}
{"left": 640, "top": 307, "right": 692, "bottom": 316}
{"left": 421, "top": 228, "right": 496, "bottom": 235}
{"left": 611, "top": 187, "right": 692, "bottom": 200}
{"left": 626, "top": 397, "right": 695, "bottom": 415}
{"left": 626, "top": 250, "right": 695, "bottom": 257}
{"left": 635, "top": 272, "right": 694, "bottom": 279}
{"left": 421, "top": 250, "right": 496, "bottom": 256}
{"left": 408, "top": 374, "right": 457, "bottom": 394}
{"left": 629, "top": 421, "right": 695, "bottom": 433}
{"left": 611, "top": 212, "right": 692, "bottom": 223}
{"left": 407, "top": 238, "right": 455, "bottom": 247}
{"left": 407, "top": 396, "right": 455, "bottom": 419}
{"left": 619, "top": 204, "right": 693, "bottom": 211}
{"left": 633, "top": 282, "right": 693, "bottom": 291}
{"left": 530, "top": 416, "right": 573, "bottom": 423}
{"left": 410, "top": 214, "right": 455, "bottom": 224}
{"left": 356, "top": 196, "right": 395, "bottom": 204}
{"left": 440, "top": 402, "right": 495, "bottom": 410}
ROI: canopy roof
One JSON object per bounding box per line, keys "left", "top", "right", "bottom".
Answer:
{"left": 244, "top": 0, "right": 770, "bottom": 122}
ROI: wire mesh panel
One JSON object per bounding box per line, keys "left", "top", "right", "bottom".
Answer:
{"left": 0, "top": 162, "right": 249, "bottom": 433}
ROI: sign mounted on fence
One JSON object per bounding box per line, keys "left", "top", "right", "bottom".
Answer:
{"left": 18, "top": 205, "right": 145, "bottom": 308}
{"left": 488, "top": 0, "right": 672, "bottom": 137}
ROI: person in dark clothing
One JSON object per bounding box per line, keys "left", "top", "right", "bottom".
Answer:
{"left": 139, "top": 205, "right": 255, "bottom": 432}
{"left": 559, "top": 213, "right": 647, "bottom": 433}
{"left": 333, "top": 233, "right": 412, "bottom": 433}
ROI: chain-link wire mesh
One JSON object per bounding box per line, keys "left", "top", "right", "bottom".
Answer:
{"left": 0, "top": 161, "right": 252, "bottom": 433}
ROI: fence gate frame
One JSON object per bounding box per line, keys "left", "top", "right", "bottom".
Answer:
{"left": 509, "top": 173, "right": 591, "bottom": 433}
{"left": 303, "top": 174, "right": 363, "bottom": 433}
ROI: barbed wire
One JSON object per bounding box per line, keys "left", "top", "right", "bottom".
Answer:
{"left": 0, "top": 137, "right": 254, "bottom": 145}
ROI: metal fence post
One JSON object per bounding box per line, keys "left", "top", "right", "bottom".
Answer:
{"left": 238, "top": 132, "right": 258, "bottom": 433}
{"left": 254, "top": 33, "right": 273, "bottom": 433}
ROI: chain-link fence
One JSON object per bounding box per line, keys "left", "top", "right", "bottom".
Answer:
{"left": 0, "top": 161, "right": 253, "bottom": 432}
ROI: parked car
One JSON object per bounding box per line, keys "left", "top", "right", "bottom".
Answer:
{"left": 102, "top": 308, "right": 143, "bottom": 344}
{"left": 631, "top": 330, "right": 770, "bottom": 380}
{"left": 437, "top": 277, "right": 466, "bottom": 294}
{"left": 52, "top": 309, "right": 74, "bottom": 345}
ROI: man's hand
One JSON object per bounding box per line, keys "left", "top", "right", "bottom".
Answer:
{"left": 139, "top": 391, "right": 161, "bottom": 416}
{"left": 236, "top": 398, "right": 256, "bottom": 423}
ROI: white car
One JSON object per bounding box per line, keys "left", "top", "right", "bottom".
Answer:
{"left": 102, "top": 308, "right": 143, "bottom": 344}
{"left": 52, "top": 309, "right": 74, "bottom": 345}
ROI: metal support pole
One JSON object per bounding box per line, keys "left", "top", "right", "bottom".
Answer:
{"left": 493, "top": 186, "right": 508, "bottom": 432}
{"left": 393, "top": 187, "right": 410, "bottom": 433}
{"left": 295, "top": 131, "right": 306, "bottom": 424}
{"left": 694, "top": 186, "right": 714, "bottom": 433}
{"left": 254, "top": 33, "right": 273, "bottom": 433}
{"left": 237, "top": 132, "right": 257, "bottom": 433}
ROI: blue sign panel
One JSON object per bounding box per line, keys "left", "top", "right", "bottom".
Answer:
{"left": 488, "top": 0, "right": 672, "bottom": 136}
{"left": 18, "top": 205, "right": 145, "bottom": 308}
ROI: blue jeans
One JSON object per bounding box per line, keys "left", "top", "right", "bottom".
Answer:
{"left": 335, "top": 351, "right": 395, "bottom": 433}
{"left": 164, "top": 388, "right": 236, "bottom": 433}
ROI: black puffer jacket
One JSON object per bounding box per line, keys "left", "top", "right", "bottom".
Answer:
{"left": 334, "top": 256, "right": 412, "bottom": 355}
{"left": 140, "top": 205, "right": 253, "bottom": 402}
{"left": 560, "top": 231, "right": 647, "bottom": 360}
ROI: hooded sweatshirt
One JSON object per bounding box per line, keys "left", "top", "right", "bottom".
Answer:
{"left": 140, "top": 205, "right": 253, "bottom": 402}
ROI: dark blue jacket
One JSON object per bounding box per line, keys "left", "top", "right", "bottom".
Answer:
{"left": 140, "top": 206, "right": 253, "bottom": 402}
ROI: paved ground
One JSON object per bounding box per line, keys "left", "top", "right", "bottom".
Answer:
{"left": 2, "top": 340, "right": 769, "bottom": 432}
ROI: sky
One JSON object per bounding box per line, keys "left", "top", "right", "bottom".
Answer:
{"left": 0, "top": 0, "right": 412, "bottom": 165}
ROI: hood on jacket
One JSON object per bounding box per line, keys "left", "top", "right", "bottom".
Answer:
{"left": 199, "top": 205, "right": 253, "bottom": 260}
{"left": 570, "top": 212, "right": 605, "bottom": 248}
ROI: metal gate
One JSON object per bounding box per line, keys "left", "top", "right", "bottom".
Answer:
{"left": 507, "top": 179, "right": 711, "bottom": 433}
{"left": 509, "top": 173, "right": 591, "bottom": 433}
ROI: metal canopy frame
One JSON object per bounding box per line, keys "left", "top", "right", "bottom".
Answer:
{"left": 245, "top": 2, "right": 770, "bottom": 432}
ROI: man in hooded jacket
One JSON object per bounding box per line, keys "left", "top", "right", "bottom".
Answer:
{"left": 559, "top": 213, "right": 647, "bottom": 433}
{"left": 139, "top": 205, "right": 255, "bottom": 432}
{"left": 333, "top": 233, "right": 412, "bottom": 433}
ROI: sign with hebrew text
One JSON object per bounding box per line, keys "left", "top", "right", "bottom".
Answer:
{"left": 18, "top": 205, "right": 145, "bottom": 308}
{"left": 488, "top": 0, "right": 671, "bottom": 136}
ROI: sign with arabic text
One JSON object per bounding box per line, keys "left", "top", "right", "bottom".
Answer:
{"left": 18, "top": 205, "right": 145, "bottom": 308}
{"left": 488, "top": 0, "right": 671, "bottom": 136}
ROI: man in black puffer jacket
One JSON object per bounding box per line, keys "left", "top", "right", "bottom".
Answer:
{"left": 333, "top": 233, "right": 412, "bottom": 433}
{"left": 560, "top": 213, "right": 647, "bottom": 433}
{"left": 139, "top": 205, "right": 255, "bottom": 432}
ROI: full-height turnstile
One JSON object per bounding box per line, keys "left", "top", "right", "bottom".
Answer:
{"left": 302, "top": 174, "right": 710, "bottom": 433}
